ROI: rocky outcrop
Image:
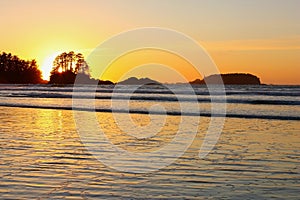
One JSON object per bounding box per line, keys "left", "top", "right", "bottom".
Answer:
{"left": 190, "top": 73, "right": 261, "bottom": 85}
{"left": 117, "top": 77, "right": 160, "bottom": 85}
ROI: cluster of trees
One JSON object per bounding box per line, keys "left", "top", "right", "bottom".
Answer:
{"left": 49, "top": 51, "right": 113, "bottom": 85}
{"left": 51, "top": 51, "right": 89, "bottom": 75}
{"left": 49, "top": 51, "right": 92, "bottom": 84}
{"left": 0, "top": 51, "right": 113, "bottom": 85}
{"left": 0, "top": 52, "right": 42, "bottom": 84}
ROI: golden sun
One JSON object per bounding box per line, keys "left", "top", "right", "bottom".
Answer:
{"left": 40, "top": 51, "right": 62, "bottom": 80}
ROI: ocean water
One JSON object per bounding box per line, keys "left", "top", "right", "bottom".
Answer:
{"left": 0, "top": 84, "right": 299, "bottom": 199}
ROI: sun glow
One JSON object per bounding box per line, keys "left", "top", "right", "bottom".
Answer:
{"left": 40, "top": 51, "right": 62, "bottom": 80}
{"left": 58, "top": 67, "right": 63, "bottom": 73}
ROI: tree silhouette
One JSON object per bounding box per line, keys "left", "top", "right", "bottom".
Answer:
{"left": 49, "top": 51, "right": 91, "bottom": 84}
{"left": 0, "top": 52, "right": 42, "bottom": 84}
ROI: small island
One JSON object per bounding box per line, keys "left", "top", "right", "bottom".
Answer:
{"left": 190, "top": 73, "right": 261, "bottom": 85}
{"left": 117, "top": 77, "right": 160, "bottom": 85}
{"left": 48, "top": 51, "right": 114, "bottom": 85}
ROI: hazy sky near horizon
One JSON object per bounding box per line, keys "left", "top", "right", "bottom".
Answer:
{"left": 0, "top": 0, "right": 299, "bottom": 84}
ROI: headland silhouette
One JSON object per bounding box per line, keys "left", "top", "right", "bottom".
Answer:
{"left": 1, "top": 51, "right": 261, "bottom": 85}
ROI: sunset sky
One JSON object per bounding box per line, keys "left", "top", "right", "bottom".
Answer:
{"left": 0, "top": 0, "right": 299, "bottom": 84}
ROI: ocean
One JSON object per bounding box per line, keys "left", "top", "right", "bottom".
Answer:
{"left": 0, "top": 84, "right": 299, "bottom": 199}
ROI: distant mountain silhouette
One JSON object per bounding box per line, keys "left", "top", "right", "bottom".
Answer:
{"left": 117, "top": 77, "right": 160, "bottom": 85}
{"left": 116, "top": 74, "right": 260, "bottom": 85}
{"left": 190, "top": 73, "right": 261, "bottom": 85}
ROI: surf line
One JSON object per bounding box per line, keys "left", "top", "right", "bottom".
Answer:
{"left": 0, "top": 103, "right": 299, "bottom": 121}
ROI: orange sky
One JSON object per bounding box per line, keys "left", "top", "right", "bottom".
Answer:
{"left": 0, "top": 0, "right": 299, "bottom": 84}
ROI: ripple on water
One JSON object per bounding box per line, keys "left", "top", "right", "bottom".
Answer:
{"left": 0, "top": 107, "right": 299, "bottom": 199}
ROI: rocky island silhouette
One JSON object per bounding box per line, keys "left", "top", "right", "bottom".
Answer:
{"left": 118, "top": 73, "right": 261, "bottom": 85}
{"left": 189, "top": 73, "right": 261, "bottom": 85}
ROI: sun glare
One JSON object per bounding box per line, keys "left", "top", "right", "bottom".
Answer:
{"left": 58, "top": 67, "right": 63, "bottom": 73}
{"left": 40, "top": 52, "right": 62, "bottom": 80}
